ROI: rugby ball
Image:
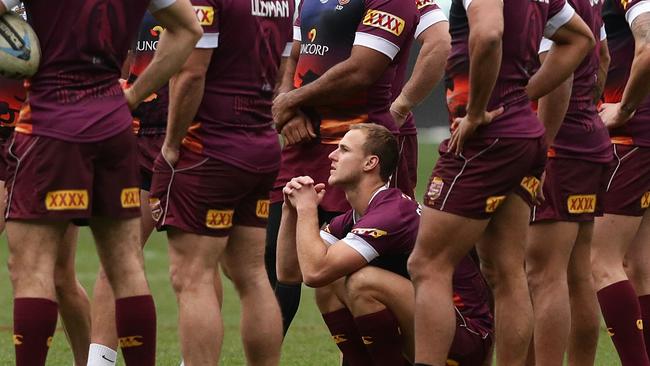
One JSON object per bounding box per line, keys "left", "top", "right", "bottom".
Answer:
{"left": 0, "top": 12, "right": 40, "bottom": 79}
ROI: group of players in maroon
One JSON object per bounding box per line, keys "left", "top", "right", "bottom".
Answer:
{"left": 0, "top": 0, "right": 649, "bottom": 365}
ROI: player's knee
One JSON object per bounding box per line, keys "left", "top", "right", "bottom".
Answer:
{"left": 277, "top": 264, "right": 303, "bottom": 284}
{"left": 407, "top": 254, "right": 445, "bottom": 283}
{"left": 169, "top": 262, "right": 211, "bottom": 294}
{"left": 53, "top": 266, "right": 77, "bottom": 296}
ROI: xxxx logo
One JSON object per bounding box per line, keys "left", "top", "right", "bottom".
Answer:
{"left": 119, "top": 336, "right": 144, "bottom": 348}
{"left": 206, "top": 209, "right": 234, "bottom": 229}
{"left": 121, "top": 188, "right": 140, "bottom": 208}
{"left": 362, "top": 9, "right": 406, "bottom": 36}
{"left": 641, "top": 192, "right": 650, "bottom": 209}
{"left": 45, "top": 190, "right": 88, "bottom": 211}
{"left": 331, "top": 334, "right": 347, "bottom": 344}
{"left": 193, "top": 6, "right": 215, "bottom": 25}
{"left": 485, "top": 196, "right": 506, "bottom": 213}
{"left": 567, "top": 194, "right": 596, "bottom": 214}
{"left": 351, "top": 228, "right": 387, "bottom": 238}
{"left": 256, "top": 199, "right": 270, "bottom": 219}
{"left": 416, "top": 0, "right": 435, "bottom": 9}
{"left": 520, "top": 176, "right": 541, "bottom": 200}
{"left": 13, "top": 335, "right": 22, "bottom": 345}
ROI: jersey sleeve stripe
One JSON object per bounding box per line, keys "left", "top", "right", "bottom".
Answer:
{"left": 600, "top": 24, "right": 607, "bottom": 41}
{"left": 282, "top": 42, "right": 293, "bottom": 57}
{"left": 196, "top": 33, "right": 219, "bottom": 49}
{"left": 293, "top": 26, "right": 301, "bottom": 41}
{"left": 538, "top": 37, "right": 553, "bottom": 54}
{"left": 319, "top": 230, "right": 340, "bottom": 245}
{"left": 342, "top": 233, "right": 379, "bottom": 262}
{"left": 353, "top": 32, "right": 400, "bottom": 60}
{"left": 414, "top": 9, "right": 447, "bottom": 39}
{"left": 544, "top": 2, "right": 575, "bottom": 38}
{"left": 148, "top": 0, "right": 176, "bottom": 13}
{"left": 626, "top": 1, "right": 650, "bottom": 26}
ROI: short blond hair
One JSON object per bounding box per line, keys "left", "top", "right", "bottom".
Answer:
{"left": 349, "top": 124, "right": 398, "bottom": 182}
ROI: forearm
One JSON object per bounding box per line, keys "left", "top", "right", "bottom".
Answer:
{"left": 538, "top": 76, "right": 572, "bottom": 146}
{"left": 278, "top": 42, "right": 299, "bottom": 95}
{"left": 466, "top": 33, "right": 502, "bottom": 118}
{"left": 528, "top": 40, "right": 592, "bottom": 100}
{"left": 595, "top": 42, "right": 610, "bottom": 103}
{"left": 295, "top": 205, "right": 329, "bottom": 280}
{"left": 620, "top": 46, "right": 650, "bottom": 113}
{"left": 277, "top": 205, "right": 301, "bottom": 281}
{"left": 165, "top": 71, "right": 205, "bottom": 148}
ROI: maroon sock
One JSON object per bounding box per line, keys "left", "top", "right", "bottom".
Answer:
{"left": 322, "top": 308, "right": 373, "bottom": 366}
{"left": 597, "top": 281, "right": 650, "bottom": 366}
{"left": 639, "top": 294, "right": 650, "bottom": 359}
{"left": 13, "top": 298, "right": 58, "bottom": 366}
{"left": 115, "top": 295, "right": 157, "bottom": 366}
{"left": 354, "top": 308, "right": 407, "bottom": 366}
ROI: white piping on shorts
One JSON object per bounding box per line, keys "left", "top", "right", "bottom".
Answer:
{"left": 440, "top": 138, "right": 500, "bottom": 211}
{"left": 5, "top": 135, "right": 39, "bottom": 218}
{"left": 160, "top": 152, "right": 209, "bottom": 226}
{"left": 388, "top": 137, "right": 407, "bottom": 190}
{"left": 605, "top": 144, "right": 638, "bottom": 192}
{"left": 454, "top": 306, "right": 488, "bottom": 339}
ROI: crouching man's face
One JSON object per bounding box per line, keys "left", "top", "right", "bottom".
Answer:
{"left": 327, "top": 129, "right": 369, "bottom": 187}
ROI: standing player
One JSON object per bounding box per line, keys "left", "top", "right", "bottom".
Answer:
{"left": 389, "top": 0, "right": 450, "bottom": 196}
{"left": 279, "top": 124, "right": 493, "bottom": 365}
{"left": 149, "top": 0, "right": 293, "bottom": 363}
{"left": 86, "top": 12, "right": 172, "bottom": 366}
{"left": 406, "top": 0, "right": 596, "bottom": 365}
{"left": 591, "top": 0, "right": 650, "bottom": 365}
{"left": 526, "top": 0, "right": 612, "bottom": 365}
{"left": 0, "top": 1, "right": 202, "bottom": 365}
{"left": 268, "top": 0, "right": 419, "bottom": 335}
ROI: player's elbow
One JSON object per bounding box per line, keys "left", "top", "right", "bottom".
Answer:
{"left": 470, "top": 27, "right": 503, "bottom": 51}
{"left": 303, "top": 270, "right": 333, "bottom": 288}
{"left": 187, "top": 22, "right": 204, "bottom": 45}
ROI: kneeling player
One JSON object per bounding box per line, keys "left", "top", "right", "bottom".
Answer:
{"left": 279, "top": 124, "right": 493, "bottom": 365}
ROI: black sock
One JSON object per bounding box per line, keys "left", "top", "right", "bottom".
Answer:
{"left": 275, "top": 282, "right": 302, "bottom": 336}
{"left": 264, "top": 202, "right": 283, "bottom": 288}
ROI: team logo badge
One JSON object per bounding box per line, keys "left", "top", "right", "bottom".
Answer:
{"left": 13, "top": 335, "right": 22, "bottom": 346}
{"left": 520, "top": 176, "right": 541, "bottom": 201}
{"left": 351, "top": 228, "right": 387, "bottom": 238}
{"left": 426, "top": 176, "right": 444, "bottom": 202}
{"left": 149, "top": 25, "right": 164, "bottom": 37}
{"left": 621, "top": 0, "right": 629, "bottom": 9}
{"left": 416, "top": 0, "right": 435, "bottom": 9}
{"left": 308, "top": 28, "right": 317, "bottom": 42}
{"left": 362, "top": 336, "right": 374, "bottom": 345}
{"left": 118, "top": 336, "right": 144, "bottom": 348}
{"left": 121, "top": 188, "right": 140, "bottom": 208}
{"left": 331, "top": 334, "right": 347, "bottom": 343}
{"left": 149, "top": 198, "right": 162, "bottom": 222}
{"left": 206, "top": 209, "right": 234, "bottom": 229}
{"left": 485, "top": 196, "right": 506, "bottom": 213}
{"left": 641, "top": 192, "right": 650, "bottom": 209}
{"left": 567, "top": 194, "right": 596, "bottom": 214}
{"left": 193, "top": 6, "right": 215, "bottom": 26}
{"left": 45, "top": 190, "right": 89, "bottom": 211}
{"left": 446, "top": 360, "right": 460, "bottom": 366}
{"left": 638, "top": 319, "right": 644, "bottom": 330}
{"left": 362, "top": 9, "right": 406, "bottom": 36}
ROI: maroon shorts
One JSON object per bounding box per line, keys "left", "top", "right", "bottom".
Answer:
{"left": 150, "top": 147, "right": 276, "bottom": 237}
{"left": 390, "top": 134, "right": 418, "bottom": 198}
{"left": 424, "top": 137, "right": 547, "bottom": 219}
{"left": 602, "top": 144, "right": 650, "bottom": 216}
{"left": 448, "top": 313, "right": 493, "bottom": 366}
{"left": 532, "top": 158, "right": 609, "bottom": 222}
{"left": 5, "top": 129, "right": 141, "bottom": 221}
{"left": 271, "top": 142, "right": 349, "bottom": 212}
{"left": 137, "top": 134, "right": 165, "bottom": 191}
{"left": 0, "top": 135, "right": 10, "bottom": 181}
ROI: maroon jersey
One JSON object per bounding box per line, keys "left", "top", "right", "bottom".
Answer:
{"left": 393, "top": 0, "right": 447, "bottom": 136}
{"left": 128, "top": 12, "right": 168, "bottom": 136}
{"left": 3, "top": 0, "right": 174, "bottom": 142}
{"left": 602, "top": 0, "right": 650, "bottom": 147}
{"left": 181, "top": 0, "right": 295, "bottom": 173}
{"left": 0, "top": 77, "right": 24, "bottom": 138}
{"left": 540, "top": 0, "right": 611, "bottom": 162}
{"left": 321, "top": 187, "right": 492, "bottom": 331}
{"left": 293, "top": 0, "right": 418, "bottom": 144}
{"left": 446, "top": 0, "right": 575, "bottom": 139}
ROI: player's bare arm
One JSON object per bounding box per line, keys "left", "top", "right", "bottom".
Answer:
{"left": 163, "top": 48, "right": 213, "bottom": 165}
{"left": 285, "top": 177, "right": 367, "bottom": 287}
{"left": 448, "top": 0, "right": 504, "bottom": 155}
{"left": 125, "top": 0, "right": 202, "bottom": 110}
{"left": 276, "top": 194, "right": 303, "bottom": 282}
{"left": 527, "top": 14, "right": 595, "bottom": 100}
{"left": 277, "top": 41, "right": 300, "bottom": 97}
{"left": 537, "top": 48, "right": 573, "bottom": 146}
{"left": 601, "top": 11, "right": 650, "bottom": 128}
{"left": 595, "top": 38, "right": 611, "bottom": 103}
{"left": 272, "top": 45, "right": 390, "bottom": 126}
{"left": 391, "top": 21, "right": 451, "bottom": 128}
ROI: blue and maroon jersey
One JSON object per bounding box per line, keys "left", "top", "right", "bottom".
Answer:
{"left": 446, "top": 0, "right": 575, "bottom": 139}
{"left": 128, "top": 11, "right": 168, "bottom": 136}
{"left": 0, "top": 77, "right": 24, "bottom": 139}
{"left": 182, "top": 0, "right": 295, "bottom": 173}
{"left": 293, "top": 0, "right": 418, "bottom": 144}
{"left": 1, "top": 0, "right": 175, "bottom": 142}
{"left": 394, "top": 0, "right": 447, "bottom": 136}
{"left": 603, "top": 0, "right": 650, "bottom": 147}
{"left": 320, "top": 187, "right": 492, "bottom": 333}
{"left": 539, "top": 0, "right": 611, "bottom": 162}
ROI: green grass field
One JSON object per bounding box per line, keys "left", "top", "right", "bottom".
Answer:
{"left": 0, "top": 142, "right": 621, "bottom": 364}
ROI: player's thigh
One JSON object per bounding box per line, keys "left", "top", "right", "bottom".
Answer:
{"left": 168, "top": 228, "right": 228, "bottom": 291}
{"left": 592, "top": 213, "right": 642, "bottom": 264}
{"left": 54, "top": 224, "right": 80, "bottom": 283}
{"left": 624, "top": 209, "right": 650, "bottom": 291}
{"left": 568, "top": 222, "right": 594, "bottom": 287}
{"left": 222, "top": 225, "right": 269, "bottom": 288}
